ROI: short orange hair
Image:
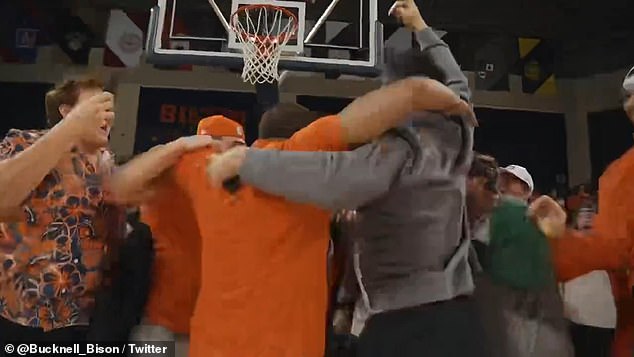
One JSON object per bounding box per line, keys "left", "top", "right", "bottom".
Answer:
{"left": 45, "top": 75, "right": 104, "bottom": 127}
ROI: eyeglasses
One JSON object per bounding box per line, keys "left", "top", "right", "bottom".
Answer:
{"left": 469, "top": 154, "right": 500, "bottom": 192}
{"left": 472, "top": 165, "right": 498, "bottom": 188}
{"left": 484, "top": 177, "right": 499, "bottom": 193}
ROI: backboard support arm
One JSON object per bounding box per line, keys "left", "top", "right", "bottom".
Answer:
{"left": 208, "top": 0, "right": 231, "bottom": 33}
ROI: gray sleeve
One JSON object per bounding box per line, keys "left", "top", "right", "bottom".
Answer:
{"left": 414, "top": 28, "right": 471, "bottom": 102}
{"left": 238, "top": 136, "right": 411, "bottom": 211}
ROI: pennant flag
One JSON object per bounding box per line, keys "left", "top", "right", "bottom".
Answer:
{"left": 104, "top": 10, "right": 148, "bottom": 67}
{"left": 14, "top": 28, "right": 39, "bottom": 63}
{"left": 474, "top": 35, "right": 517, "bottom": 91}
{"left": 516, "top": 38, "right": 557, "bottom": 95}
{"left": 0, "top": 1, "right": 51, "bottom": 64}
{"left": 0, "top": 2, "right": 21, "bottom": 63}
{"left": 54, "top": 14, "right": 94, "bottom": 64}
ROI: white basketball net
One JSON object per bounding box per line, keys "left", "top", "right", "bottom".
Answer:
{"left": 231, "top": 5, "right": 298, "bottom": 84}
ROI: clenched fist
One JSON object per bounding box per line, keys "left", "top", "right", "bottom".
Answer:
{"left": 389, "top": 0, "right": 427, "bottom": 32}
{"left": 206, "top": 146, "right": 248, "bottom": 187}
{"left": 528, "top": 195, "right": 567, "bottom": 238}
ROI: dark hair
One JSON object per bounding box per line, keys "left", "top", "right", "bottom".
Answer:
{"left": 469, "top": 153, "right": 499, "bottom": 192}
{"left": 258, "top": 103, "right": 324, "bottom": 139}
{"left": 469, "top": 153, "right": 498, "bottom": 177}
{"left": 45, "top": 75, "right": 104, "bottom": 127}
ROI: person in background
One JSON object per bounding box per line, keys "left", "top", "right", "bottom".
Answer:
{"left": 561, "top": 203, "right": 616, "bottom": 357}
{"left": 326, "top": 210, "right": 359, "bottom": 357}
{"left": 466, "top": 153, "right": 500, "bottom": 296}
{"left": 498, "top": 165, "right": 534, "bottom": 202}
{"left": 566, "top": 184, "right": 592, "bottom": 213}
{"left": 0, "top": 76, "right": 211, "bottom": 348}
{"left": 467, "top": 153, "right": 500, "bottom": 247}
{"left": 474, "top": 162, "right": 573, "bottom": 357}
{"left": 546, "top": 66, "right": 634, "bottom": 357}
{"left": 129, "top": 116, "right": 247, "bottom": 357}
{"left": 86, "top": 207, "right": 154, "bottom": 347}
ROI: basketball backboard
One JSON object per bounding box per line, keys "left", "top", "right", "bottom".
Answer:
{"left": 145, "top": 0, "right": 382, "bottom": 77}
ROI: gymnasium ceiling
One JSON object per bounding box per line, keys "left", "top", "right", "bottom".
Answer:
{"left": 22, "top": 0, "right": 634, "bottom": 76}
{"left": 84, "top": 0, "right": 633, "bottom": 39}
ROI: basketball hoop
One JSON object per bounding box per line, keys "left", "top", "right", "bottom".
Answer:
{"left": 230, "top": 4, "right": 299, "bottom": 84}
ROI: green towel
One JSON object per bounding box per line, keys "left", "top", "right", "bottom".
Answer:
{"left": 484, "top": 197, "right": 555, "bottom": 290}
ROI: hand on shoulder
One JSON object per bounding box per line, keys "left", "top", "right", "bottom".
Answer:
{"left": 206, "top": 146, "right": 248, "bottom": 188}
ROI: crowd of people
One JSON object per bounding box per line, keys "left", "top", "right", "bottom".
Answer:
{"left": 1, "top": 0, "right": 634, "bottom": 356}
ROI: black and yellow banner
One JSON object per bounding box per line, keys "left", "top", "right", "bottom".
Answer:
{"left": 430, "top": 33, "right": 558, "bottom": 95}
{"left": 474, "top": 35, "right": 517, "bottom": 92}
{"left": 517, "top": 38, "right": 557, "bottom": 95}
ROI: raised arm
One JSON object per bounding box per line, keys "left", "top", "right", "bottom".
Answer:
{"left": 106, "top": 136, "right": 213, "bottom": 204}
{"left": 236, "top": 135, "right": 412, "bottom": 210}
{"left": 0, "top": 92, "right": 114, "bottom": 210}
{"left": 414, "top": 30, "right": 470, "bottom": 101}
{"left": 337, "top": 1, "right": 476, "bottom": 142}
{"left": 388, "top": 0, "right": 470, "bottom": 101}
{"left": 339, "top": 77, "right": 472, "bottom": 145}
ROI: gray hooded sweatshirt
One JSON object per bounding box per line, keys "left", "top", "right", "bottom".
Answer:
{"left": 237, "top": 28, "right": 475, "bottom": 313}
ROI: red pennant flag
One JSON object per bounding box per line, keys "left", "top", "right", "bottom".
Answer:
{"left": 104, "top": 10, "right": 149, "bottom": 67}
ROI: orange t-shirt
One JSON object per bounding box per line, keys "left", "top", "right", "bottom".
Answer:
{"left": 172, "top": 115, "right": 346, "bottom": 357}
{"left": 140, "top": 177, "right": 202, "bottom": 334}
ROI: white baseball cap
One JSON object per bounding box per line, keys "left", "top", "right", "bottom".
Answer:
{"left": 500, "top": 165, "right": 534, "bottom": 194}
{"left": 624, "top": 65, "right": 634, "bottom": 92}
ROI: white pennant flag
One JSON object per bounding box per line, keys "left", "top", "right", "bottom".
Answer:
{"left": 105, "top": 10, "right": 144, "bottom": 67}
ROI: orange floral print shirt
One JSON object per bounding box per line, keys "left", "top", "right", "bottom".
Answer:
{"left": 0, "top": 129, "right": 122, "bottom": 331}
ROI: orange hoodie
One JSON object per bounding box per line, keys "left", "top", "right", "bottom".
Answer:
{"left": 162, "top": 115, "right": 345, "bottom": 357}
{"left": 140, "top": 115, "right": 244, "bottom": 334}
{"left": 550, "top": 147, "right": 634, "bottom": 357}
{"left": 140, "top": 179, "right": 201, "bottom": 334}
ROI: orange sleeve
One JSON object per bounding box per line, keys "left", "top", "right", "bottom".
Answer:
{"left": 552, "top": 150, "right": 634, "bottom": 281}
{"left": 282, "top": 115, "right": 348, "bottom": 151}
{"left": 550, "top": 228, "right": 631, "bottom": 282}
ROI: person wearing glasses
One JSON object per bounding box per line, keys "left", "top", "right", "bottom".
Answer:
{"left": 471, "top": 159, "right": 573, "bottom": 357}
